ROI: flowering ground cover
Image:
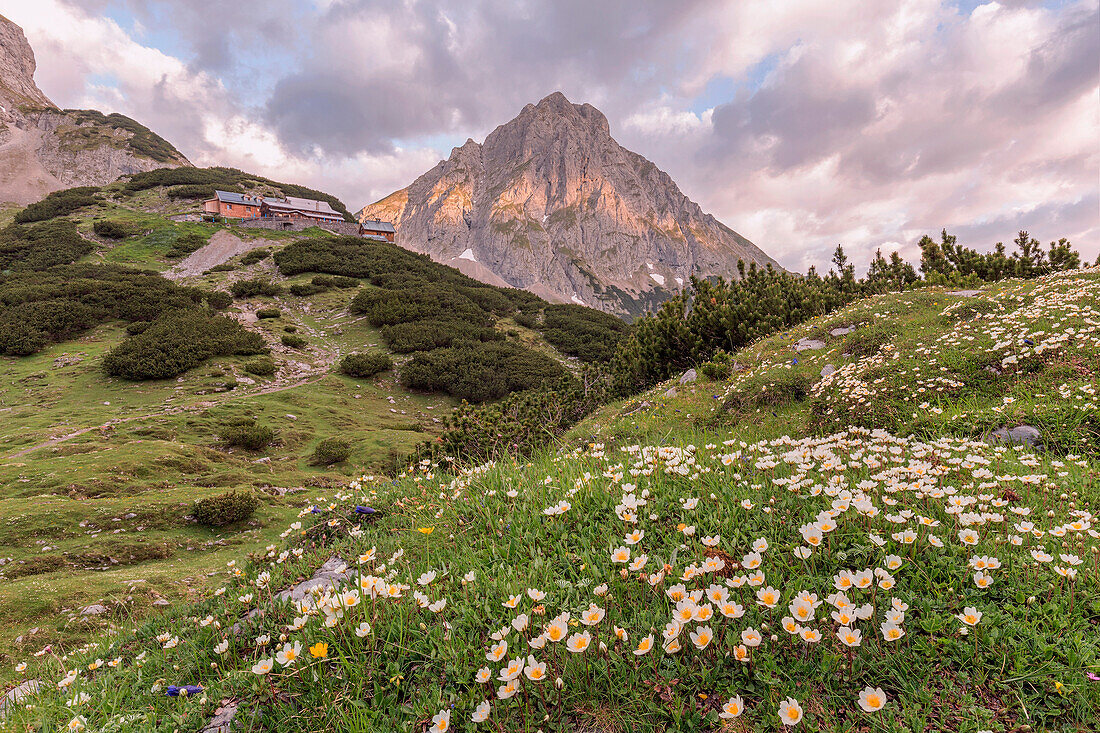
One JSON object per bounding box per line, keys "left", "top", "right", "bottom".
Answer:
{"left": 5, "top": 271, "right": 1098, "bottom": 732}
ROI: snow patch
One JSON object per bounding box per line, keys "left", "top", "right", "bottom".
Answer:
{"left": 646, "top": 262, "right": 654, "bottom": 270}
{"left": 458, "top": 248, "right": 477, "bottom": 262}
{"left": 570, "top": 295, "right": 586, "bottom": 305}
{"left": 649, "top": 273, "right": 665, "bottom": 286}
{"left": 675, "top": 277, "right": 684, "bottom": 286}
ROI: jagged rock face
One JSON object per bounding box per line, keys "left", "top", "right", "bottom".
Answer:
{"left": 359, "top": 92, "right": 779, "bottom": 317}
{"left": 0, "top": 14, "right": 190, "bottom": 205}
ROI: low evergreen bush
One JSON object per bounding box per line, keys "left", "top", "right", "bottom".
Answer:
{"left": 92, "top": 219, "right": 136, "bottom": 239}
{"left": 219, "top": 423, "right": 275, "bottom": 450}
{"left": 281, "top": 334, "right": 307, "bottom": 349}
{"left": 340, "top": 352, "right": 392, "bottom": 378}
{"left": 0, "top": 220, "right": 91, "bottom": 271}
{"left": 289, "top": 283, "right": 325, "bottom": 297}
{"left": 205, "top": 291, "right": 233, "bottom": 310}
{"left": 240, "top": 249, "right": 270, "bottom": 266}
{"left": 191, "top": 490, "right": 258, "bottom": 527}
{"left": 103, "top": 309, "right": 267, "bottom": 380}
{"left": 310, "top": 437, "right": 351, "bottom": 465}
{"left": 402, "top": 341, "right": 566, "bottom": 402}
{"left": 256, "top": 308, "right": 281, "bottom": 319}
{"left": 243, "top": 357, "right": 276, "bottom": 377}
{"left": 14, "top": 186, "right": 100, "bottom": 223}
{"left": 231, "top": 278, "right": 282, "bottom": 298}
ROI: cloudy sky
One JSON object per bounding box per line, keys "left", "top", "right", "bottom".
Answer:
{"left": 6, "top": 0, "right": 1098, "bottom": 271}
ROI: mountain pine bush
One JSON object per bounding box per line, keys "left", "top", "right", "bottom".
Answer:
{"left": 103, "top": 309, "right": 267, "bottom": 380}
{"left": 340, "top": 352, "right": 393, "bottom": 378}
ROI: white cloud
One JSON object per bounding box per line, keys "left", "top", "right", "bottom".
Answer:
{"left": 5, "top": 0, "right": 1096, "bottom": 265}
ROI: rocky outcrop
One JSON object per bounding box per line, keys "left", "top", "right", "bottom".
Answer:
{"left": 0, "top": 14, "right": 190, "bottom": 205}
{"left": 358, "top": 92, "right": 778, "bottom": 317}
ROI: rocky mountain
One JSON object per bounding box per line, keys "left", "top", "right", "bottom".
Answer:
{"left": 0, "top": 14, "right": 190, "bottom": 206}
{"left": 358, "top": 92, "right": 778, "bottom": 316}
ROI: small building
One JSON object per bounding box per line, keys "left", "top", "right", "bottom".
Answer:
{"left": 202, "top": 190, "right": 265, "bottom": 219}
{"left": 261, "top": 196, "right": 344, "bottom": 223}
{"left": 359, "top": 219, "right": 396, "bottom": 242}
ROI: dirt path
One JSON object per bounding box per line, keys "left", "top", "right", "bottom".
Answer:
{"left": 166, "top": 230, "right": 267, "bottom": 280}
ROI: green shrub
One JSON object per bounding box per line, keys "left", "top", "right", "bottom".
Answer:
{"left": 514, "top": 311, "right": 539, "bottom": 328}
{"left": 240, "top": 249, "right": 270, "bottom": 266}
{"left": 0, "top": 263, "right": 205, "bottom": 356}
{"left": 14, "top": 186, "right": 100, "bottom": 223}
{"left": 402, "top": 341, "right": 567, "bottom": 402}
{"left": 256, "top": 308, "right": 281, "bottom": 319}
{"left": 313, "top": 274, "right": 358, "bottom": 288}
{"left": 207, "top": 263, "right": 236, "bottom": 273}
{"left": 205, "top": 291, "right": 233, "bottom": 310}
{"left": 539, "top": 304, "right": 628, "bottom": 362}
{"left": 413, "top": 369, "right": 612, "bottom": 464}
{"left": 167, "top": 184, "right": 228, "bottom": 200}
{"left": 340, "top": 352, "right": 393, "bottom": 378}
{"left": 283, "top": 326, "right": 298, "bottom": 333}
{"left": 0, "top": 301, "right": 100, "bottom": 356}
{"left": 92, "top": 219, "right": 136, "bottom": 239}
{"left": 219, "top": 423, "right": 275, "bottom": 450}
{"left": 310, "top": 438, "right": 352, "bottom": 465}
{"left": 103, "top": 309, "right": 267, "bottom": 380}
{"left": 351, "top": 286, "right": 487, "bottom": 327}
{"left": 243, "top": 357, "right": 276, "bottom": 377}
{"left": 163, "top": 234, "right": 206, "bottom": 259}
{"left": 289, "top": 283, "right": 325, "bottom": 297}
{"left": 191, "top": 490, "right": 258, "bottom": 527}
{"left": 699, "top": 351, "right": 736, "bottom": 381}
{"left": 380, "top": 319, "right": 500, "bottom": 353}
{"left": 0, "top": 219, "right": 91, "bottom": 271}
{"left": 125, "top": 321, "right": 150, "bottom": 335}
{"left": 281, "top": 334, "right": 306, "bottom": 349}
{"left": 230, "top": 278, "right": 282, "bottom": 298}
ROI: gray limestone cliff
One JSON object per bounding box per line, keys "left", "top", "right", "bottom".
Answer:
{"left": 0, "top": 14, "right": 190, "bottom": 205}
{"left": 358, "top": 92, "right": 778, "bottom": 317}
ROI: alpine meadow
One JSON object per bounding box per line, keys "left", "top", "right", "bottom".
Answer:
{"left": 1, "top": 3, "right": 1099, "bottom": 733}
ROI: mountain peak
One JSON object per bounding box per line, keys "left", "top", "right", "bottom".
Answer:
{"left": 358, "top": 95, "right": 778, "bottom": 317}
{"left": 518, "top": 91, "right": 610, "bottom": 137}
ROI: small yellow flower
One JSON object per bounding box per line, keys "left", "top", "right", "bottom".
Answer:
{"left": 417, "top": 527, "right": 434, "bottom": 535}
{"left": 309, "top": 642, "right": 328, "bottom": 659}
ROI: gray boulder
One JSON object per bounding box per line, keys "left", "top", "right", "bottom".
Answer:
{"left": 990, "top": 425, "right": 1041, "bottom": 447}
{"left": 80, "top": 604, "right": 107, "bottom": 616}
{"left": 679, "top": 369, "right": 697, "bottom": 385}
{"left": 794, "top": 338, "right": 826, "bottom": 352}
{"left": 663, "top": 387, "right": 677, "bottom": 398}
{"left": 948, "top": 290, "right": 981, "bottom": 297}
{"left": 820, "top": 364, "right": 836, "bottom": 378}
{"left": 829, "top": 326, "right": 853, "bottom": 337}
{"left": 278, "top": 557, "right": 354, "bottom": 603}
{"left": 0, "top": 680, "right": 40, "bottom": 720}
{"left": 201, "top": 701, "right": 239, "bottom": 733}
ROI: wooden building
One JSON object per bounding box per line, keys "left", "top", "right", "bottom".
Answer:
{"left": 260, "top": 196, "right": 344, "bottom": 223}
{"left": 359, "top": 219, "right": 397, "bottom": 242}
{"left": 202, "top": 190, "right": 265, "bottom": 219}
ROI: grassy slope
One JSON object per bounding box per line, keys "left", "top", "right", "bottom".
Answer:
{"left": 0, "top": 188, "right": 463, "bottom": 685}
{"left": 4, "top": 270, "right": 1097, "bottom": 731}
